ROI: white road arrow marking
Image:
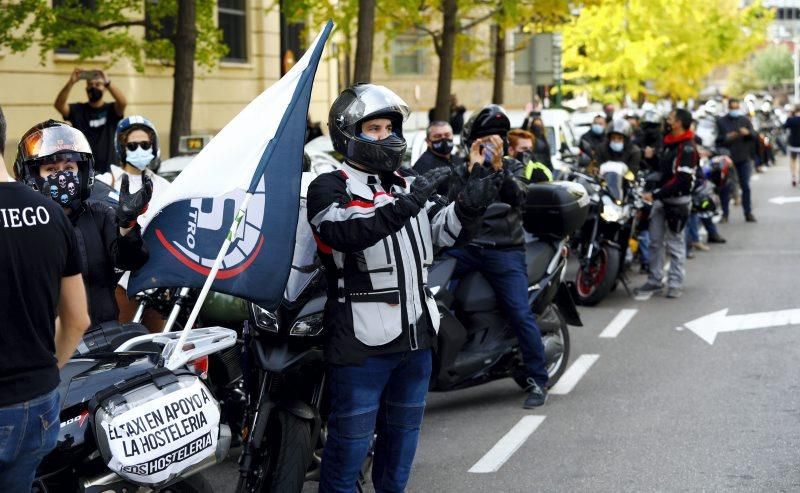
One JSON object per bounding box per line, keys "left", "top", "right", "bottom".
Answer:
{"left": 684, "top": 308, "right": 800, "bottom": 345}
{"left": 769, "top": 196, "right": 800, "bottom": 205}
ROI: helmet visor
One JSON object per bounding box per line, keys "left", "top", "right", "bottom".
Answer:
{"left": 19, "top": 125, "right": 92, "bottom": 163}
{"left": 338, "top": 86, "right": 410, "bottom": 130}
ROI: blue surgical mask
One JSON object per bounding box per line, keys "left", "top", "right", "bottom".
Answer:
{"left": 126, "top": 147, "right": 155, "bottom": 170}
{"left": 359, "top": 132, "right": 397, "bottom": 142}
{"left": 729, "top": 109, "right": 742, "bottom": 118}
{"left": 610, "top": 141, "right": 624, "bottom": 153}
{"left": 591, "top": 124, "right": 605, "bottom": 135}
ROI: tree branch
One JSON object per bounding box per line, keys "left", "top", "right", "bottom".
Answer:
{"left": 459, "top": 8, "right": 501, "bottom": 32}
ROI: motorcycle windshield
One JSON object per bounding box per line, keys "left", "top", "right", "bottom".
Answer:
{"left": 604, "top": 172, "right": 624, "bottom": 202}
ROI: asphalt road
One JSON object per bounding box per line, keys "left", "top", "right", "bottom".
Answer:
{"left": 206, "top": 157, "right": 800, "bottom": 492}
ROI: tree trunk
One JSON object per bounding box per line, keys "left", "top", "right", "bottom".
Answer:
{"left": 170, "top": 0, "right": 197, "bottom": 157}
{"left": 343, "top": 42, "right": 352, "bottom": 88}
{"left": 353, "top": 0, "right": 375, "bottom": 83}
{"left": 433, "top": 0, "right": 457, "bottom": 121}
{"left": 492, "top": 25, "right": 505, "bottom": 104}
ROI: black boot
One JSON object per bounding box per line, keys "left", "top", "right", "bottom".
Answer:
{"left": 708, "top": 233, "right": 727, "bottom": 243}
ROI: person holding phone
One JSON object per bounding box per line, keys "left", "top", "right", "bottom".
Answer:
{"left": 54, "top": 67, "right": 127, "bottom": 174}
{"left": 446, "top": 105, "right": 551, "bottom": 409}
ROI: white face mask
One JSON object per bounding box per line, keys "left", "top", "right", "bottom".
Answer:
{"left": 126, "top": 147, "right": 154, "bottom": 170}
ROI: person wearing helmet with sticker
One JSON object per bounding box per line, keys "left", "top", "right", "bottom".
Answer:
{"left": 15, "top": 120, "right": 151, "bottom": 327}
{"left": 307, "top": 84, "right": 500, "bottom": 493}
{"left": 96, "top": 116, "right": 170, "bottom": 329}
{"left": 596, "top": 119, "right": 642, "bottom": 173}
{"left": 447, "top": 104, "right": 551, "bottom": 410}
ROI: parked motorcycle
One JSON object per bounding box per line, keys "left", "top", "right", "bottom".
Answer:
{"left": 570, "top": 161, "right": 640, "bottom": 305}
{"left": 34, "top": 325, "right": 237, "bottom": 492}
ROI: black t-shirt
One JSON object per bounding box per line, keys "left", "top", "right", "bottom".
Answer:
{"left": 783, "top": 116, "right": 800, "bottom": 148}
{"left": 66, "top": 102, "right": 123, "bottom": 174}
{"left": 0, "top": 182, "right": 81, "bottom": 406}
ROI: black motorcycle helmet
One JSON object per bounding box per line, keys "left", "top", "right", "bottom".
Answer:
{"left": 15, "top": 120, "right": 95, "bottom": 206}
{"left": 328, "top": 83, "right": 409, "bottom": 173}
{"left": 461, "top": 104, "right": 511, "bottom": 151}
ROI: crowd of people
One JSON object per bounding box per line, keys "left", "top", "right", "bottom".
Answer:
{"left": 0, "top": 65, "right": 780, "bottom": 493}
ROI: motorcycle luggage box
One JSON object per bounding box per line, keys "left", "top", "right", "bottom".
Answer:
{"left": 524, "top": 181, "right": 590, "bottom": 238}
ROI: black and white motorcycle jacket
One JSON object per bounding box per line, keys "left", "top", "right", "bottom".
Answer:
{"left": 306, "top": 162, "right": 479, "bottom": 365}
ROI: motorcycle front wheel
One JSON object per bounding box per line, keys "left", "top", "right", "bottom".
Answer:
{"left": 160, "top": 474, "right": 214, "bottom": 493}
{"left": 236, "top": 409, "right": 312, "bottom": 493}
{"left": 574, "top": 245, "right": 620, "bottom": 306}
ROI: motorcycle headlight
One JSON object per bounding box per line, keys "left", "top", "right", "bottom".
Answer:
{"left": 289, "top": 313, "right": 324, "bottom": 337}
{"left": 600, "top": 196, "right": 624, "bottom": 222}
{"left": 250, "top": 304, "right": 278, "bottom": 333}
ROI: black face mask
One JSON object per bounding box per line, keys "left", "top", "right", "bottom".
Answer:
{"left": 515, "top": 150, "right": 534, "bottom": 163}
{"left": 664, "top": 123, "right": 673, "bottom": 134}
{"left": 87, "top": 87, "right": 103, "bottom": 103}
{"left": 40, "top": 170, "right": 82, "bottom": 210}
{"left": 431, "top": 138, "right": 454, "bottom": 157}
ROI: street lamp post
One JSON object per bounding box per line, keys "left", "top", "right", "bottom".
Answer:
{"left": 794, "top": 37, "right": 800, "bottom": 104}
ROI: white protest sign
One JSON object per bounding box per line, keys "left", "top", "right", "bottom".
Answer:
{"left": 100, "top": 379, "right": 220, "bottom": 485}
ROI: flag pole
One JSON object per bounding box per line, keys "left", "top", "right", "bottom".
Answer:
{"left": 165, "top": 192, "right": 254, "bottom": 368}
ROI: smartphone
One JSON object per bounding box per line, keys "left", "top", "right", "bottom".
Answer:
{"left": 78, "top": 70, "right": 99, "bottom": 80}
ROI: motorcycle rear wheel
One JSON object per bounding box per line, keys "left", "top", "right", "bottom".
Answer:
{"left": 236, "top": 410, "right": 313, "bottom": 493}
{"left": 574, "top": 246, "right": 620, "bottom": 306}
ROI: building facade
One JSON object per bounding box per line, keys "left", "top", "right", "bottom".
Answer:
{"left": 0, "top": 0, "right": 339, "bottom": 166}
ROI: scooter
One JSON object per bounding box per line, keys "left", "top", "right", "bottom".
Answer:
{"left": 428, "top": 181, "right": 587, "bottom": 391}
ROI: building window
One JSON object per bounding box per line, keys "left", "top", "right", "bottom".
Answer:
{"left": 219, "top": 0, "right": 247, "bottom": 62}
{"left": 145, "top": 1, "right": 175, "bottom": 43}
{"left": 53, "top": 0, "right": 96, "bottom": 54}
{"left": 392, "top": 34, "right": 424, "bottom": 75}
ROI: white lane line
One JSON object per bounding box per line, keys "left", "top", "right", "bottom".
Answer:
{"left": 599, "top": 309, "right": 638, "bottom": 338}
{"left": 468, "top": 416, "right": 546, "bottom": 473}
{"left": 549, "top": 354, "right": 600, "bottom": 395}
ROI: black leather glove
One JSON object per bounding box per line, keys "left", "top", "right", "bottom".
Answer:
{"left": 409, "top": 167, "right": 452, "bottom": 207}
{"left": 457, "top": 170, "right": 503, "bottom": 217}
{"left": 116, "top": 173, "right": 153, "bottom": 228}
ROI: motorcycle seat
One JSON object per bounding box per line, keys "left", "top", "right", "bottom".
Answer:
{"left": 56, "top": 359, "right": 98, "bottom": 408}
{"left": 526, "top": 241, "right": 557, "bottom": 284}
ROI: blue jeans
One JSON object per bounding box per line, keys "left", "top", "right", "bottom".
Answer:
{"left": 638, "top": 230, "right": 651, "bottom": 266}
{"left": 685, "top": 213, "right": 700, "bottom": 247}
{"left": 320, "top": 349, "right": 432, "bottom": 493}
{"left": 0, "top": 389, "right": 60, "bottom": 493}
{"left": 720, "top": 160, "right": 752, "bottom": 216}
{"left": 446, "top": 246, "right": 548, "bottom": 388}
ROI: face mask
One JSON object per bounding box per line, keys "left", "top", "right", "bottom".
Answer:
{"left": 664, "top": 123, "right": 673, "bottom": 134}
{"left": 729, "top": 109, "right": 742, "bottom": 118}
{"left": 610, "top": 141, "right": 624, "bottom": 153}
{"left": 591, "top": 124, "right": 605, "bottom": 135}
{"left": 431, "top": 138, "right": 454, "bottom": 156}
{"left": 42, "top": 170, "right": 80, "bottom": 207}
{"left": 126, "top": 146, "right": 155, "bottom": 170}
{"left": 515, "top": 150, "right": 534, "bottom": 163}
{"left": 87, "top": 87, "right": 103, "bottom": 103}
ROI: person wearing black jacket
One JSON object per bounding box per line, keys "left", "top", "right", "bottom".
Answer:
{"left": 715, "top": 99, "right": 757, "bottom": 222}
{"left": 15, "top": 121, "right": 151, "bottom": 327}
{"left": 579, "top": 114, "right": 608, "bottom": 167}
{"left": 413, "top": 120, "right": 464, "bottom": 194}
{"left": 307, "top": 84, "right": 499, "bottom": 493}
{"left": 446, "top": 105, "right": 550, "bottom": 409}
{"left": 635, "top": 109, "right": 698, "bottom": 299}
{"left": 596, "top": 119, "right": 642, "bottom": 173}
